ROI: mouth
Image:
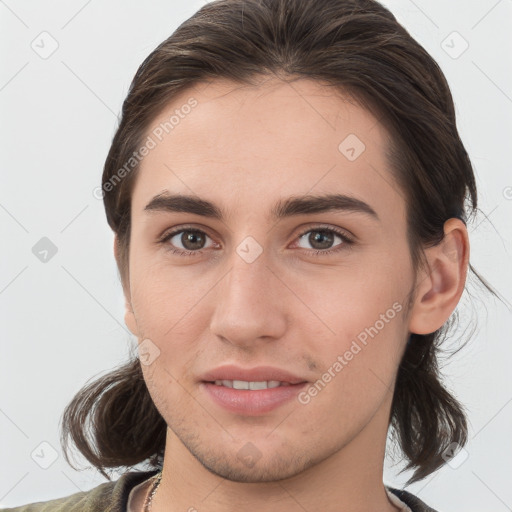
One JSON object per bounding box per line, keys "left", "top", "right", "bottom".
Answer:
{"left": 200, "top": 365, "right": 308, "bottom": 386}
{"left": 199, "top": 365, "right": 309, "bottom": 415}
{"left": 200, "top": 379, "right": 309, "bottom": 415}
{"left": 204, "top": 379, "right": 305, "bottom": 390}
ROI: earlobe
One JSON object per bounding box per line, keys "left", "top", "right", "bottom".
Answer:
{"left": 408, "top": 218, "right": 469, "bottom": 335}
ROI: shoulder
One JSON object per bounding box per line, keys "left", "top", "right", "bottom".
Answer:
{"left": 386, "top": 486, "right": 441, "bottom": 512}
{"left": 0, "top": 481, "right": 115, "bottom": 512}
{"left": 0, "top": 470, "right": 159, "bottom": 512}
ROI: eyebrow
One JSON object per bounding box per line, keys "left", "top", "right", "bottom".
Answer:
{"left": 144, "top": 192, "right": 380, "bottom": 222}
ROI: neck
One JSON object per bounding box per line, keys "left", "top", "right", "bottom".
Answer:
{"left": 150, "top": 394, "right": 401, "bottom": 512}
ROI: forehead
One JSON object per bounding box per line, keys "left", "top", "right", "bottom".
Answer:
{"left": 132, "top": 77, "right": 406, "bottom": 226}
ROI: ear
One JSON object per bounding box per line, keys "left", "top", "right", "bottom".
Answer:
{"left": 408, "top": 218, "right": 470, "bottom": 335}
{"left": 113, "top": 235, "right": 139, "bottom": 338}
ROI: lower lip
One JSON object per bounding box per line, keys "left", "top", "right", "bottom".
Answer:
{"left": 201, "top": 382, "right": 308, "bottom": 415}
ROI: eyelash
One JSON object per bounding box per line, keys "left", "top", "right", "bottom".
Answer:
{"left": 158, "top": 224, "right": 355, "bottom": 258}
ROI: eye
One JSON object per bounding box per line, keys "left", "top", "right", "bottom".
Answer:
{"left": 159, "top": 226, "right": 215, "bottom": 256}
{"left": 158, "top": 224, "right": 355, "bottom": 257}
{"left": 294, "top": 226, "right": 354, "bottom": 256}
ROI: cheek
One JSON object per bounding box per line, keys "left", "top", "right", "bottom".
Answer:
{"left": 129, "top": 255, "right": 207, "bottom": 334}
{"left": 303, "top": 312, "right": 404, "bottom": 426}
{"left": 129, "top": 260, "right": 215, "bottom": 383}
{"left": 306, "top": 270, "right": 407, "bottom": 394}
{"left": 304, "top": 263, "right": 405, "bottom": 339}
{"left": 140, "top": 359, "right": 187, "bottom": 423}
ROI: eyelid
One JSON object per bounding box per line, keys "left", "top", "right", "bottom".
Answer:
{"left": 157, "top": 223, "right": 215, "bottom": 243}
{"left": 294, "top": 223, "right": 355, "bottom": 242}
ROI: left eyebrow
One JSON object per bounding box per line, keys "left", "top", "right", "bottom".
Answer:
{"left": 144, "top": 191, "right": 380, "bottom": 222}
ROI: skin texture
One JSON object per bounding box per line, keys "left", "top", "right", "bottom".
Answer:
{"left": 117, "top": 77, "right": 469, "bottom": 512}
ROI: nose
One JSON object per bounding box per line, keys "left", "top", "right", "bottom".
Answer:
{"left": 209, "top": 251, "right": 288, "bottom": 349}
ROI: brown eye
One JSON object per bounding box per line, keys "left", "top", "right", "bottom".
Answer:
{"left": 176, "top": 230, "right": 207, "bottom": 251}
{"left": 300, "top": 230, "right": 337, "bottom": 250}
{"left": 296, "top": 228, "right": 352, "bottom": 253}
{"left": 160, "top": 228, "right": 214, "bottom": 254}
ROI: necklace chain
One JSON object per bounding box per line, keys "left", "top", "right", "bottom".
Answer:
{"left": 143, "top": 471, "right": 163, "bottom": 512}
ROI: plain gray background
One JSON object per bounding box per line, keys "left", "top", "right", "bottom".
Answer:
{"left": 1, "top": 0, "right": 511, "bottom": 510}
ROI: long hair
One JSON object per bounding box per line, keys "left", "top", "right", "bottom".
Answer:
{"left": 60, "top": 0, "right": 501, "bottom": 484}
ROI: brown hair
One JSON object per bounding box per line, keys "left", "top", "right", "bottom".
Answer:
{"left": 60, "top": 0, "right": 500, "bottom": 484}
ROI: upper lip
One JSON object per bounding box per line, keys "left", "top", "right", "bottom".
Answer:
{"left": 201, "top": 365, "right": 307, "bottom": 384}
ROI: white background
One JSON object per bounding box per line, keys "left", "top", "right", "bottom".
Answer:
{"left": 0, "top": 0, "right": 511, "bottom": 510}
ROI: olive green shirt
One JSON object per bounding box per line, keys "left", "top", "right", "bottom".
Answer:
{"left": 0, "top": 470, "right": 439, "bottom": 511}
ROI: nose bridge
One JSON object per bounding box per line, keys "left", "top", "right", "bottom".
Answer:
{"left": 209, "top": 245, "right": 287, "bottom": 346}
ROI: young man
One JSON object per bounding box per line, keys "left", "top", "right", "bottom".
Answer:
{"left": 119, "top": 75, "right": 462, "bottom": 512}
{"left": 4, "top": 0, "right": 490, "bottom": 510}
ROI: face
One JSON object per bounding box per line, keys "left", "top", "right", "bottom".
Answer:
{"left": 123, "top": 77, "right": 417, "bottom": 482}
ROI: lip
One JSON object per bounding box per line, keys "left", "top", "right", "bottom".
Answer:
{"left": 200, "top": 365, "right": 307, "bottom": 385}
{"left": 200, "top": 381, "right": 308, "bottom": 415}
{"left": 199, "top": 365, "right": 308, "bottom": 416}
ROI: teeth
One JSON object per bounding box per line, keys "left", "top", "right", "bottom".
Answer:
{"left": 213, "top": 380, "right": 289, "bottom": 389}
